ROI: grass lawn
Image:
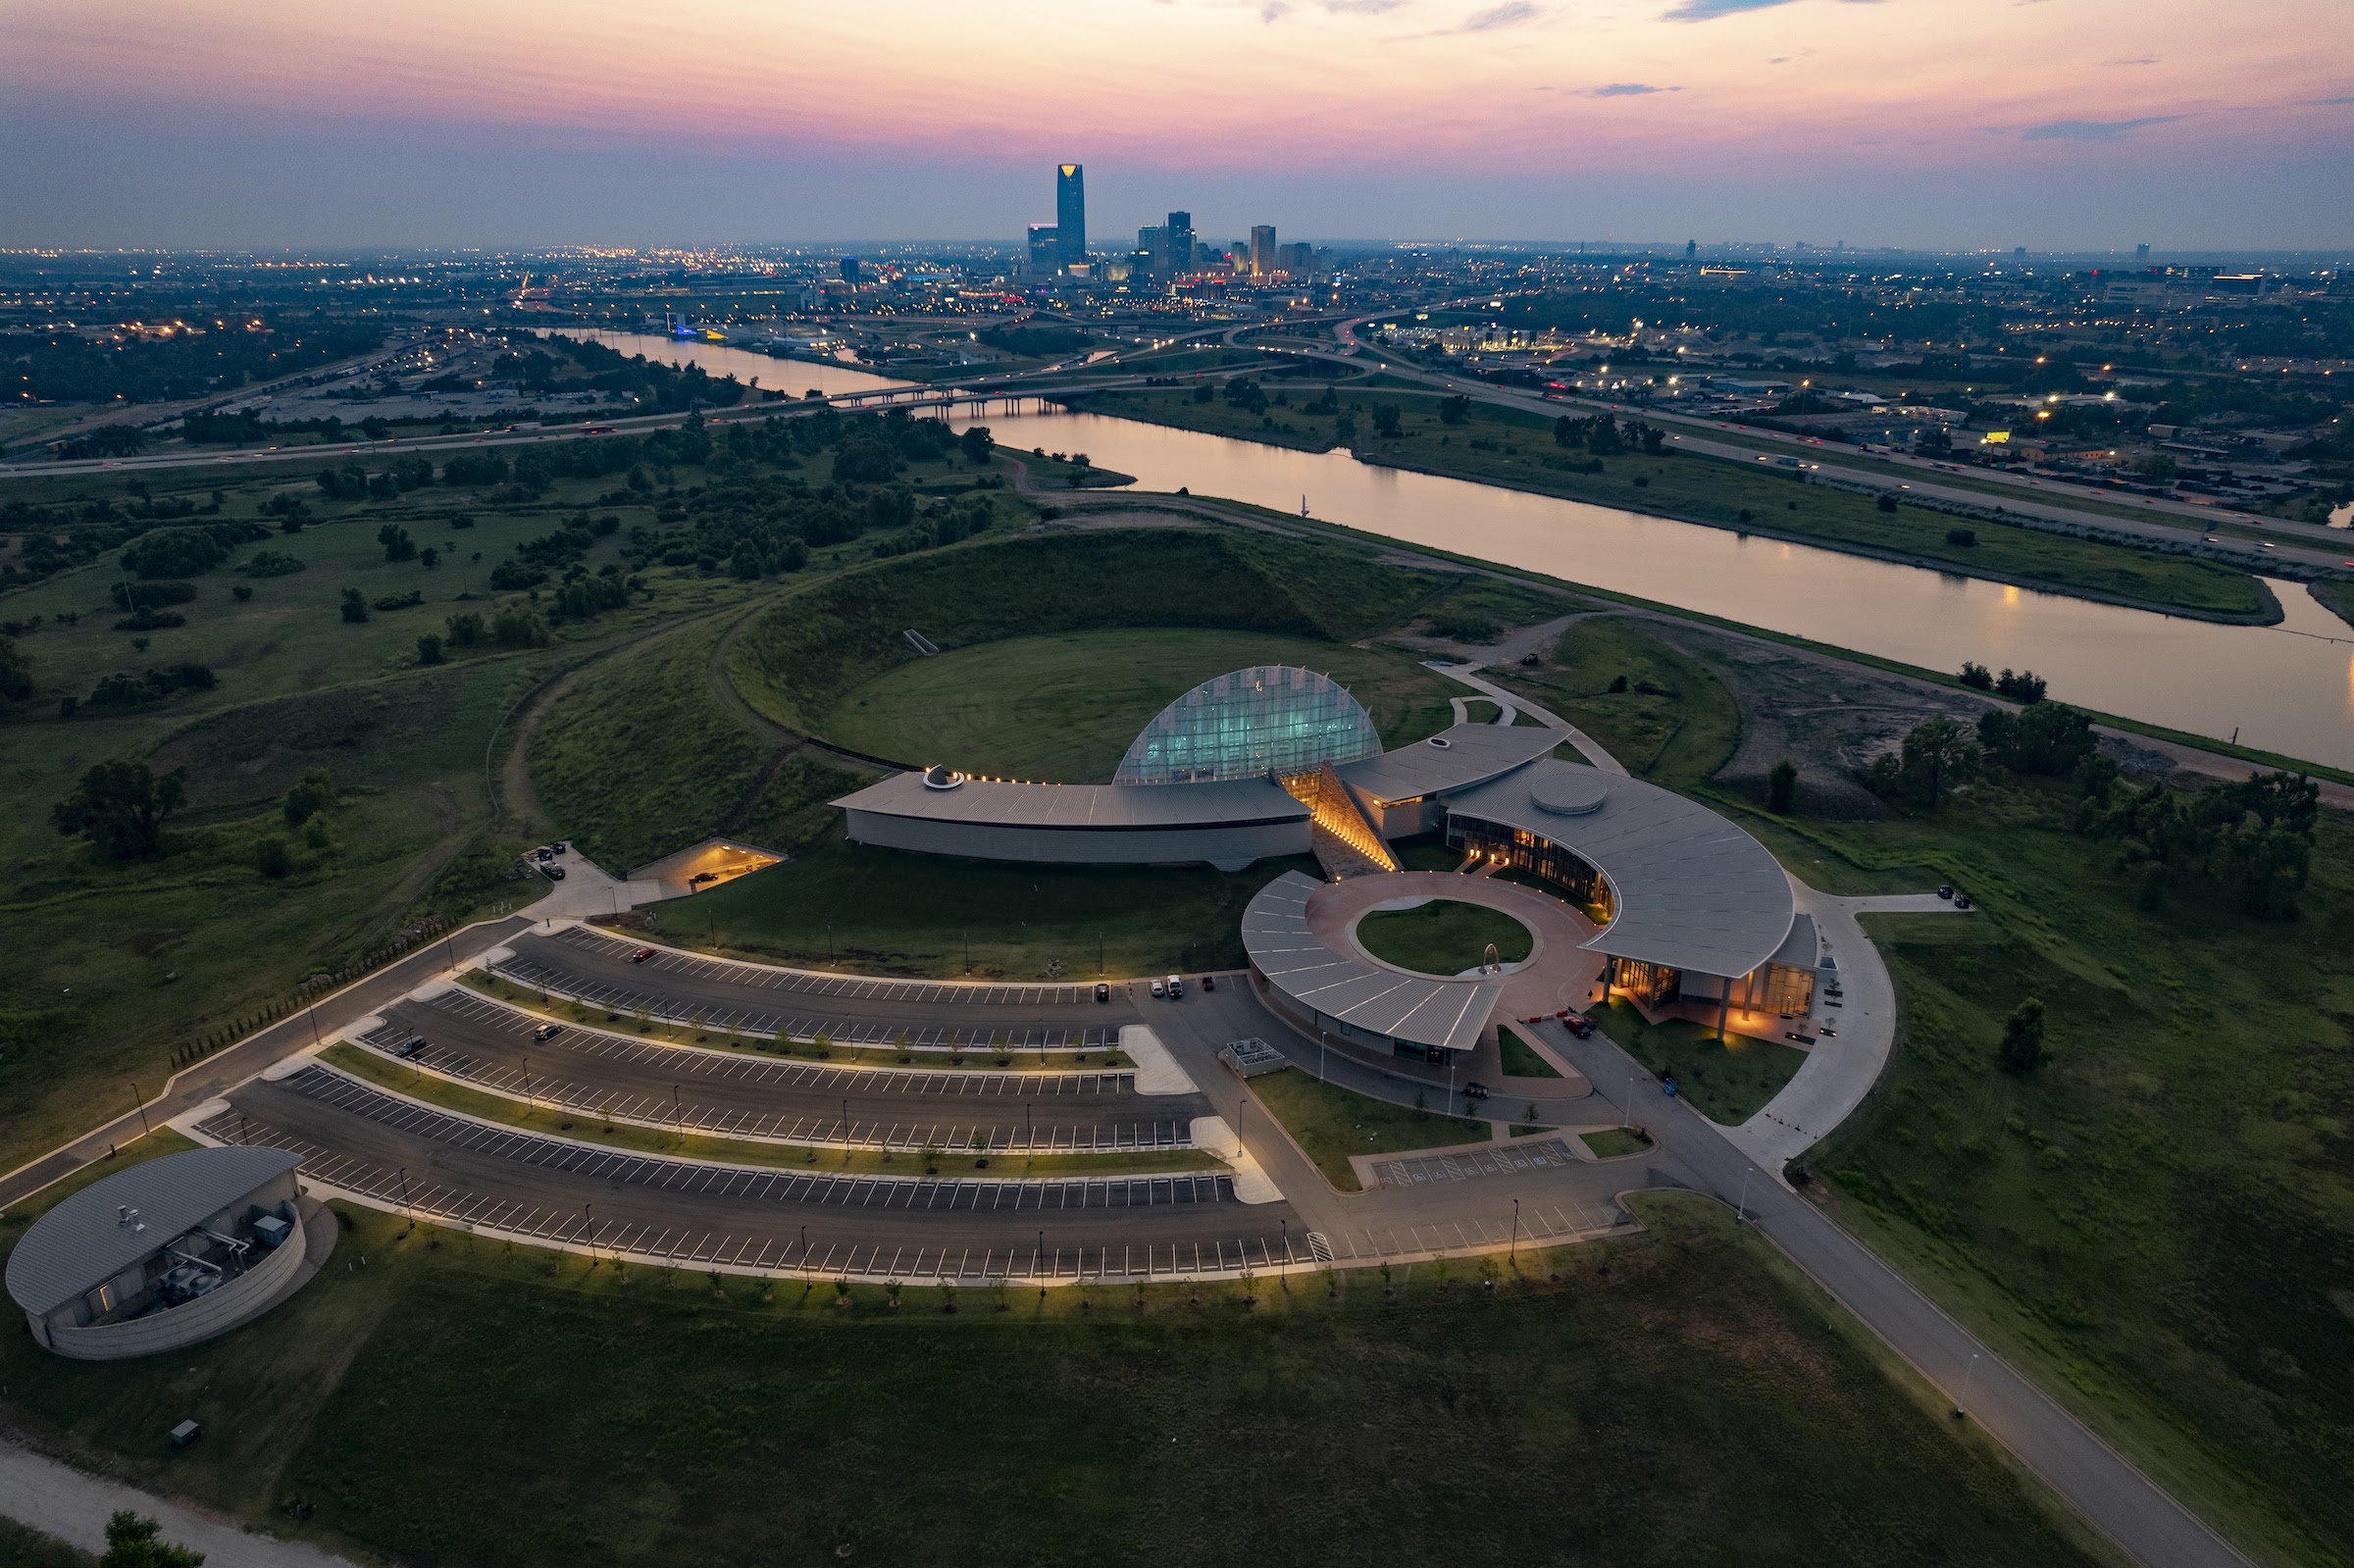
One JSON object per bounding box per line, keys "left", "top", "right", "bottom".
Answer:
{"left": 1580, "top": 1127, "right": 1653, "bottom": 1159}
{"left": 0, "top": 1188, "right": 2110, "bottom": 1568}
{"left": 1355, "top": 898, "right": 1533, "bottom": 975}
{"left": 824, "top": 627, "right": 1459, "bottom": 782}
{"left": 1075, "top": 386, "right": 2267, "bottom": 620}
{"left": 670, "top": 830, "right": 1315, "bottom": 980}
{"left": 1490, "top": 615, "right": 1741, "bottom": 790}
{"left": 1771, "top": 778, "right": 2354, "bottom": 1567}
{"left": 1461, "top": 697, "right": 1501, "bottom": 722}
{"left": 320, "top": 1044, "right": 1214, "bottom": 1175}
{"left": 1592, "top": 999, "right": 1806, "bottom": 1126}
{"left": 1498, "top": 1025, "right": 1562, "bottom": 1078}
{"left": 1248, "top": 1066, "right": 1491, "bottom": 1190}
{"left": 0, "top": 1518, "right": 91, "bottom": 1568}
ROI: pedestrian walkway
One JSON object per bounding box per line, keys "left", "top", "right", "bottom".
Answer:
{"left": 0, "top": 1441, "right": 358, "bottom": 1568}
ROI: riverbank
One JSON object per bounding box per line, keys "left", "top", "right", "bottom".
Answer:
{"left": 1063, "top": 388, "right": 2278, "bottom": 626}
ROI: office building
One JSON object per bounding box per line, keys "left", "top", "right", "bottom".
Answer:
{"left": 839, "top": 257, "right": 861, "bottom": 283}
{"left": 1276, "top": 241, "right": 1312, "bottom": 277}
{"left": 1251, "top": 225, "right": 1276, "bottom": 277}
{"left": 1165, "top": 212, "right": 1194, "bottom": 276}
{"left": 1137, "top": 226, "right": 1166, "bottom": 278}
{"left": 1027, "top": 225, "right": 1060, "bottom": 275}
{"left": 1056, "top": 163, "right": 1087, "bottom": 269}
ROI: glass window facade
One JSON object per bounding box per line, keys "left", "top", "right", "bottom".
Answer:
{"left": 1116, "top": 666, "right": 1380, "bottom": 785}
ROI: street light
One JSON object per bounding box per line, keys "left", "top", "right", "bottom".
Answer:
{"left": 1510, "top": 1197, "right": 1520, "bottom": 1263}
{"left": 1955, "top": 1352, "right": 1980, "bottom": 1420}
{"left": 1737, "top": 1168, "right": 1753, "bottom": 1224}
{"left": 127, "top": 1080, "right": 151, "bottom": 1139}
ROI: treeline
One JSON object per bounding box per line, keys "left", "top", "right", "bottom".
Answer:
{"left": 538, "top": 333, "right": 748, "bottom": 412}
{"left": 10, "top": 320, "right": 384, "bottom": 404}
{"left": 1868, "top": 698, "right": 2320, "bottom": 918}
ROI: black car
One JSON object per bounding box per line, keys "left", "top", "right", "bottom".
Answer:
{"left": 397, "top": 1036, "right": 428, "bottom": 1058}
{"left": 1201, "top": 974, "right": 1216, "bottom": 992}
{"left": 533, "top": 1022, "right": 563, "bottom": 1040}
{"left": 1095, "top": 983, "right": 1110, "bottom": 1003}
{"left": 1463, "top": 1081, "right": 1491, "bottom": 1099}
{"left": 543, "top": 864, "right": 566, "bottom": 881}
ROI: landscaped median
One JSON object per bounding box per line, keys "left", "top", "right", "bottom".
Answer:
{"left": 1590, "top": 999, "right": 1805, "bottom": 1126}
{"left": 320, "top": 1042, "right": 1219, "bottom": 1179}
{"left": 1245, "top": 1067, "right": 1491, "bottom": 1191}
{"left": 456, "top": 970, "right": 1127, "bottom": 1070}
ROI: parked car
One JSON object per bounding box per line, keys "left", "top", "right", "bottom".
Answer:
{"left": 1150, "top": 978, "right": 1165, "bottom": 997}
{"left": 630, "top": 946, "right": 656, "bottom": 963}
{"left": 1785, "top": 1031, "right": 1817, "bottom": 1045}
{"left": 398, "top": 1036, "right": 428, "bottom": 1058}
{"left": 1095, "top": 982, "right": 1110, "bottom": 1003}
{"left": 1953, "top": 891, "right": 1972, "bottom": 910}
{"left": 543, "top": 864, "right": 566, "bottom": 881}
{"left": 551, "top": 841, "right": 569, "bottom": 854}
{"left": 532, "top": 1023, "right": 564, "bottom": 1040}
{"left": 1936, "top": 885, "right": 1953, "bottom": 900}
{"left": 1201, "top": 974, "right": 1216, "bottom": 992}
{"left": 1463, "top": 1081, "right": 1491, "bottom": 1099}
{"left": 1164, "top": 975, "right": 1184, "bottom": 998}
{"left": 1564, "top": 1015, "right": 1595, "bottom": 1038}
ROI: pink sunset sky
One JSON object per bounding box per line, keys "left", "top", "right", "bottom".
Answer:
{"left": 3, "top": 0, "right": 2348, "bottom": 248}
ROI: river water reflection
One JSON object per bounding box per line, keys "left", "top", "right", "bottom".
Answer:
{"left": 588, "top": 331, "right": 2354, "bottom": 770}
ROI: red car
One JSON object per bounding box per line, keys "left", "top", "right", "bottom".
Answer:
{"left": 630, "top": 946, "right": 657, "bottom": 964}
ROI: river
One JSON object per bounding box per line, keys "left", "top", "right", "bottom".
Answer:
{"left": 580, "top": 330, "right": 2354, "bottom": 771}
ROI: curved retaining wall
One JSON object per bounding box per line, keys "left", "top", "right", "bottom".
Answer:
{"left": 41, "top": 1211, "right": 306, "bottom": 1361}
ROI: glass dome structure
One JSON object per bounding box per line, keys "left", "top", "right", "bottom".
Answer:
{"left": 1115, "top": 666, "right": 1380, "bottom": 784}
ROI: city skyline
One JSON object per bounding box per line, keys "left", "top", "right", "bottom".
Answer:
{"left": 2, "top": 0, "right": 2349, "bottom": 250}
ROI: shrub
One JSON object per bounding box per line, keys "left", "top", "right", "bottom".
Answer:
{"left": 417, "top": 632, "right": 444, "bottom": 665}
{"left": 253, "top": 835, "right": 294, "bottom": 878}
{"left": 111, "top": 580, "right": 196, "bottom": 610}
{"left": 1876, "top": 492, "right": 1899, "bottom": 514}
{"left": 112, "top": 607, "right": 185, "bottom": 632}
{"left": 445, "top": 611, "right": 485, "bottom": 646}
{"left": 492, "top": 604, "right": 552, "bottom": 647}
{"left": 1766, "top": 759, "right": 1797, "bottom": 813}
{"left": 240, "top": 548, "right": 305, "bottom": 577}
{"left": 339, "top": 587, "right": 369, "bottom": 624}
{"left": 1946, "top": 528, "right": 1977, "bottom": 547}
{"left": 371, "top": 588, "right": 424, "bottom": 612}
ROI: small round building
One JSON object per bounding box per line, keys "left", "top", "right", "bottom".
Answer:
{"left": 7, "top": 1146, "right": 326, "bottom": 1360}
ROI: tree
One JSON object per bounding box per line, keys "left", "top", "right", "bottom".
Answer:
{"left": 378, "top": 523, "right": 416, "bottom": 563}
{"left": 1867, "top": 716, "right": 1981, "bottom": 808}
{"left": 1999, "top": 997, "right": 2048, "bottom": 1075}
{"left": 282, "top": 767, "right": 335, "bottom": 827}
{"left": 2135, "top": 452, "right": 2177, "bottom": 484}
{"left": 103, "top": 1510, "right": 204, "bottom": 1568}
{"left": 0, "top": 634, "right": 32, "bottom": 701}
{"left": 339, "top": 587, "right": 368, "bottom": 624}
{"left": 1994, "top": 668, "right": 2047, "bottom": 704}
{"left": 444, "top": 610, "right": 484, "bottom": 646}
{"left": 958, "top": 425, "right": 994, "bottom": 465}
{"left": 1438, "top": 394, "right": 1470, "bottom": 425}
{"left": 253, "top": 835, "right": 292, "bottom": 879}
{"left": 54, "top": 760, "right": 187, "bottom": 858}
{"left": 416, "top": 631, "right": 445, "bottom": 665}
{"left": 1372, "top": 404, "right": 1402, "bottom": 438}
{"left": 1876, "top": 492, "right": 1899, "bottom": 514}
{"left": 1959, "top": 661, "right": 1993, "bottom": 690}
{"left": 1979, "top": 702, "right": 2094, "bottom": 776}
{"left": 1766, "top": 759, "right": 1797, "bottom": 813}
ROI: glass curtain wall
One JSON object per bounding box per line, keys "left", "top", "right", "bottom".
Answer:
{"left": 1116, "top": 666, "right": 1380, "bottom": 784}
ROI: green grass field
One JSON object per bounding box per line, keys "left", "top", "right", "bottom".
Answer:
{"left": 667, "top": 833, "right": 1314, "bottom": 979}
{"left": 1498, "top": 1025, "right": 1562, "bottom": 1078}
{"left": 1073, "top": 386, "right": 2269, "bottom": 620}
{"left": 1591, "top": 999, "right": 1807, "bottom": 1125}
{"left": 1248, "top": 1066, "right": 1492, "bottom": 1189}
{"left": 1580, "top": 1127, "right": 1651, "bottom": 1159}
{"left": 0, "top": 1166, "right": 2109, "bottom": 1568}
{"left": 826, "top": 628, "right": 1459, "bottom": 782}
{"left": 1492, "top": 615, "right": 1741, "bottom": 790}
{"left": 1355, "top": 898, "right": 1533, "bottom": 975}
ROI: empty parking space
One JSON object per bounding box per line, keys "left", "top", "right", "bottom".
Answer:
{"left": 1371, "top": 1138, "right": 1579, "bottom": 1189}
{"left": 203, "top": 1068, "right": 1296, "bottom": 1280}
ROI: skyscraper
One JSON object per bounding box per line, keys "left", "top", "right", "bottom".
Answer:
{"left": 1056, "top": 163, "right": 1086, "bottom": 270}
{"left": 1028, "top": 225, "right": 1060, "bottom": 275}
{"left": 1164, "top": 212, "right": 1193, "bottom": 277}
{"left": 1251, "top": 225, "right": 1276, "bottom": 278}
{"left": 1137, "top": 226, "right": 1166, "bottom": 278}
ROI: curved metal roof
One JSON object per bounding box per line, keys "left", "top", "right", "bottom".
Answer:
{"left": 6, "top": 1146, "right": 300, "bottom": 1318}
{"left": 1115, "top": 666, "right": 1378, "bottom": 785}
{"left": 1331, "top": 721, "right": 1560, "bottom": 804}
{"left": 1445, "top": 760, "right": 1794, "bottom": 980}
{"left": 1243, "top": 873, "right": 1502, "bottom": 1053}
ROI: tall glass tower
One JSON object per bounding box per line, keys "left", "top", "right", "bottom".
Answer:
{"left": 1056, "top": 164, "right": 1086, "bottom": 270}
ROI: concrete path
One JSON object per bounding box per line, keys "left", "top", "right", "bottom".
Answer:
{"left": 524, "top": 849, "right": 664, "bottom": 919}
{"left": 0, "top": 1442, "right": 358, "bottom": 1568}
{"left": 1723, "top": 881, "right": 1966, "bottom": 1171}
{"left": 1425, "top": 662, "right": 1628, "bottom": 777}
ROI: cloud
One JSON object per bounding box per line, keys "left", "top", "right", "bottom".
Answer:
{"left": 1663, "top": 0, "right": 1878, "bottom": 21}
{"left": 2104, "top": 56, "right": 2159, "bottom": 66}
{"left": 1323, "top": 0, "right": 1407, "bottom": 11}
{"left": 1261, "top": 0, "right": 1291, "bottom": 17}
{"left": 1584, "top": 81, "right": 1680, "bottom": 96}
{"left": 2021, "top": 114, "right": 2186, "bottom": 140}
{"left": 1459, "top": 0, "right": 1543, "bottom": 27}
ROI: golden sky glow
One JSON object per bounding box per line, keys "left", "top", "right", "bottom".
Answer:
{"left": 2, "top": 0, "right": 2347, "bottom": 244}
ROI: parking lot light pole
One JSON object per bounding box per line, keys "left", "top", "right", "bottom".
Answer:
{"left": 1955, "top": 1352, "right": 1980, "bottom": 1421}
{"left": 128, "top": 1080, "right": 151, "bottom": 1139}
{"left": 1622, "top": 1075, "right": 1632, "bottom": 1129}
{"left": 583, "top": 1203, "right": 596, "bottom": 1266}
{"left": 673, "top": 1084, "right": 684, "bottom": 1144}
{"left": 396, "top": 1166, "right": 414, "bottom": 1226}
{"left": 1510, "top": 1197, "right": 1520, "bottom": 1264}
{"left": 1737, "top": 1168, "right": 1752, "bottom": 1224}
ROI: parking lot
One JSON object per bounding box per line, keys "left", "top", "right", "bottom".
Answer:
{"left": 207, "top": 1067, "right": 1300, "bottom": 1282}
{"left": 492, "top": 930, "right": 1123, "bottom": 1051}
{"left": 363, "top": 993, "right": 1199, "bottom": 1150}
